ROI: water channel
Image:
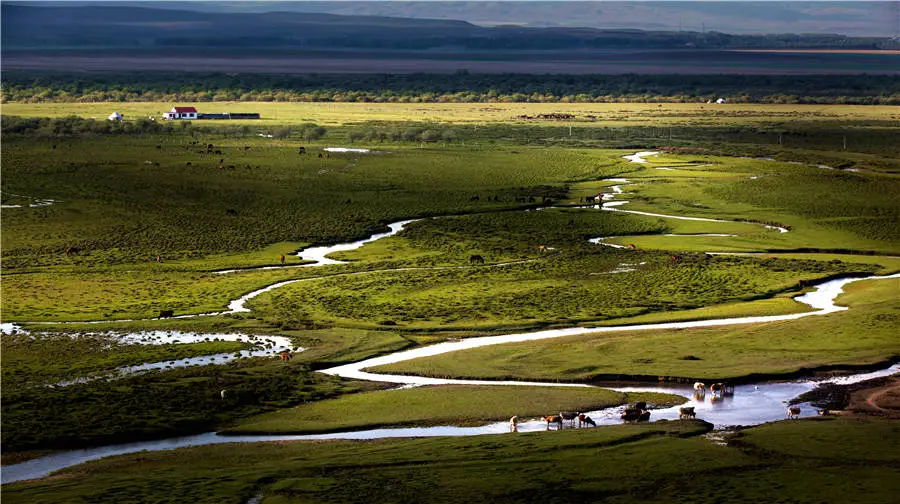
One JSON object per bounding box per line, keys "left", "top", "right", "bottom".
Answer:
{"left": 3, "top": 151, "right": 897, "bottom": 484}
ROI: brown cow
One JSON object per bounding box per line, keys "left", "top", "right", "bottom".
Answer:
{"left": 542, "top": 415, "right": 563, "bottom": 430}
{"left": 279, "top": 351, "right": 292, "bottom": 362}
{"left": 679, "top": 407, "right": 696, "bottom": 419}
{"left": 577, "top": 413, "right": 596, "bottom": 427}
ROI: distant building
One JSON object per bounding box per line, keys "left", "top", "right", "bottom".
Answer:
{"left": 162, "top": 106, "right": 260, "bottom": 120}
{"left": 108, "top": 111, "right": 123, "bottom": 121}
{"left": 163, "top": 106, "right": 198, "bottom": 120}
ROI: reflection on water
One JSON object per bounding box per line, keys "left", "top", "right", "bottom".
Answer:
{"left": 3, "top": 363, "right": 896, "bottom": 484}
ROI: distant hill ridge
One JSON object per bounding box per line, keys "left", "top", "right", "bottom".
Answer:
{"left": 3, "top": 4, "right": 897, "bottom": 52}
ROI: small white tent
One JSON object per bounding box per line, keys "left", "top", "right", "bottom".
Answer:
{"left": 108, "top": 111, "right": 123, "bottom": 121}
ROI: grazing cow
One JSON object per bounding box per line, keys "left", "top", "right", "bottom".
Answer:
{"left": 627, "top": 244, "right": 637, "bottom": 249}
{"left": 280, "top": 254, "right": 285, "bottom": 264}
{"left": 787, "top": 406, "right": 801, "bottom": 419}
{"left": 634, "top": 402, "right": 647, "bottom": 412}
{"left": 509, "top": 415, "right": 519, "bottom": 432}
{"left": 560, "top": 411, "right": 579, "bottom": 427}
{"left": 186, "top": 162, "right": 192, "bottom": 167}
{"left": 298, "top": 146, "right": 306, "bottom": 154}
{"left": 220, "top": 389, "right": 228, "bottom": 400}
{"left": 470, "top": 195, "right": 480, "bottom": 201}
{"left": 469, "top": 254, "right": 485, "bottom": 265}
{"left": 542, "top": 415, "right": 563, "bottom": 430}
{"left": 157, "top": 255, "right": 163, "bottom": 263}
{"left": 585, "top": 195, "right": 597, "bottom": 203}
{"left": 679, "top": 407, "right": 696, "bottom": 419}
{"left": 65, "top": 246, "right": 80, "bottom": 257}
{"left": 279, "top": 351, "right": 292, "bottom": 362}
{"left": 578, "top": 413, "right": 596, "bottom": 427}
{"left": 620, "top": 408, "right": 651, "bottom": 423}
{"left": 226, "top": 208, "right": 238, "bottom": 216}
{"left": 158, "top": 309, "right": 174, "bottom": 319}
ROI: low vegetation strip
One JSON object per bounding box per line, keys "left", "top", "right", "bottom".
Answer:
{"left": 4, "top": 418, "right": 898, "bottom": 504}
{"left": 226, "top": 385, "right": 684, "bottom": 434}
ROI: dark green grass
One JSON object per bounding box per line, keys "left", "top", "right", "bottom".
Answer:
{"left": 1, "top": 136, "right": 619, "bottom": 267}
{"left": 4, "top": 418, "right": 898, "bottom": 504}
{"left": 0, "top": 358, "right": 383, "bottom": 454}
{"left": 1, "top": 332, "right": 247, "bottom": 387}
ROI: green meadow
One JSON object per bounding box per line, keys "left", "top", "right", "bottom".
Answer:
{"left": 2, "top": 100, "right": 899, "bottom": 487}
{"left": 4, "top": 418, "right": 898, "bottom": 504}
{"left": 374, "top": 277, "right": 900, "bottom": 381}
{"left": 226, "top": 385, "right": 684, "bottom": 434}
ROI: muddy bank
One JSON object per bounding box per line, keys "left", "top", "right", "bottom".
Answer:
{"left": 794, "top": 374, "right": 900, "bottom": 417}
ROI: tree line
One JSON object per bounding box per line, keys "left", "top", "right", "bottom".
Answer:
{"left": 3, "top": 73, "right": 899, "bottom": 105}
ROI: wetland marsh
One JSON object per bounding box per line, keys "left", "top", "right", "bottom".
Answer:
{"left": 2, "top": 100, "right": 899, "bottom": 503}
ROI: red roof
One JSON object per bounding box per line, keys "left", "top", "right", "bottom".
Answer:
{"left": 172, "top": 106, "right": 197, "bottom": 113}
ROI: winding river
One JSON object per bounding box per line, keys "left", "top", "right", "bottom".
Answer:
{"left": 3, "top": 151, "right": 897, "bottom": 484}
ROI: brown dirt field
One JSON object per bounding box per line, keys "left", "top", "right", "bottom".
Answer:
{"left": 848, "top": 376, "right": 900, "bottom": 418}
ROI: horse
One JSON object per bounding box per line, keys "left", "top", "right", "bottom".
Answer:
{"left": 787, "top": 406, "right": 801, "bottom": 419}
{"left": 679, "top": 406, "right": 696, "bottom": 419}
{"left": 560, "top": 411, "right": 579, "bottom": 427}
{"left": 279, "top": 351, "right": 292, "bottom": 362}
{"left": 578, "top": 413, "right": 596, "bottom": 427}
{"left": 158, "top": 309, "right": 174, "bottom": 319}
{"left": 542, "top": 415, "right": 563, "bottom": 430}
{"left": 509, "top": 416, "right": 519, "bottom": 432}
{"left": 469, "top": 254, "right": 485, "bottom": 265}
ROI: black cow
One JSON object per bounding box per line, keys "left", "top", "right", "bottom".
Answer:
{"left": 158, "top": 309, "right": 174, "bottom": 319}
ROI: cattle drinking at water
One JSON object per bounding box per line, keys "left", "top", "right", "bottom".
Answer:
{"left": 509, "top": 416, "right": 519, "bottom": 432}
{"left": 542, "top": 415, "right": 563, "bottom": 430}
{"left": 679, "top": 407, "right": 696, "bottom": 419}
{"left": 787, "top": 406, "right": 801, "bottom": 419}
{"left": 578, "top": 413, "right": 596, "bottom": 427}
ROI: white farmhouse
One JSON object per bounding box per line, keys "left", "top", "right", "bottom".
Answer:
{"left": 163, "top": 106, "right": 198, "bottom": 120}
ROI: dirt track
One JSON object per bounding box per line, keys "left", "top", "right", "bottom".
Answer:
{"left": 848, "top": 376, "right": 900, "bottom": 418}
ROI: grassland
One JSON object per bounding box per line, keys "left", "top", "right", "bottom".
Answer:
{"left": 374, "top": 277, "right": 900, "bottom": 381}
{"left": 3, "top": 102, "right": 898, "bottom": 127}
{"left": 226, "top": 385, "right": 684, "bottom": 434}
{"left": 2, "top": 101, "right": 899, "bottom": 478}
{"left": 5, "top": 417, "right": 898, "bottom": 504}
